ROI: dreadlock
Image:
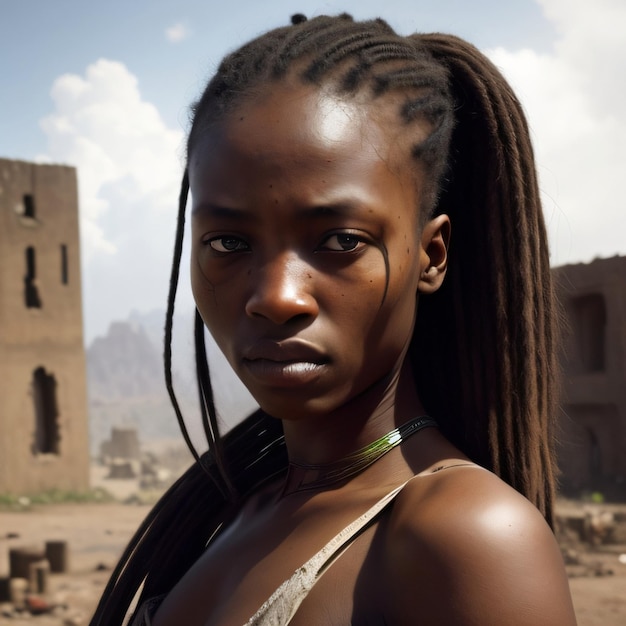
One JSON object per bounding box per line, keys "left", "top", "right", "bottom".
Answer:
{"left": 91, "top": 14, "right": 558, "bottom": 625}
{"left": 410, "top": 33, "right": 558, "bottom": 516}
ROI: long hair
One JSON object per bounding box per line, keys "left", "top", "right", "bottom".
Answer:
{"left": 91, "top": 14, "right": 558, "bottom": 625}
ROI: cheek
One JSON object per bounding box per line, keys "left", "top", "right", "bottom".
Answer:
{"left": 368, "top": 251, "right": 420, "bottom": 349}
{"left": 371, "top": 291, "right": 417, "bottom": 352}
{"left": 190, "top": 256, "right": 233, "bottom": 348}
{"left": 341, "top": 267, "right": 418, "bottom": 368}
{"left": 190, "top": 253, "right": 214, "bottom": 314}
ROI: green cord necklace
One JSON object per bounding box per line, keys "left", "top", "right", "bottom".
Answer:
{"left": 283, "top": 415, "right": 437, "bottom": 495}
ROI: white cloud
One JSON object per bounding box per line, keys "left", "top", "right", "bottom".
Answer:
{"left": 486, "top": 0, "right": 626, "bottom": 266}
{"left": 165, "top": 22, "right": 190, "bottom": 43}
{"left": 39, "top": 59, "right": 186, "bottom": 340}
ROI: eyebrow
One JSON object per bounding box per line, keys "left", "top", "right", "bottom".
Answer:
{"left": 296, "top": 203, "right": 359, "bottom": 220}
{"left": 192, "top": 203, "right": 255, "bottom": 220}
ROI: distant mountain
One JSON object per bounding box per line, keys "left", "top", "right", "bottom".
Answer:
{"left": 87, "top": 320, "right": 164, "bottom": 400}
{"left": 86, "top": 310, "right": 256, "bottom": 454}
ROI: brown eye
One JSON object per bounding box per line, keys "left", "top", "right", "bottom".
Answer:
{"left": 208, "top": 236, "right": 249, "bottom": 253}
{"left": 320, "top": 233, "right": 363, "bottom": 252}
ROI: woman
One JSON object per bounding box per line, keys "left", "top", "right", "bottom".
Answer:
{"left": 92, "top": 14, "right": 576, "bottom": 625}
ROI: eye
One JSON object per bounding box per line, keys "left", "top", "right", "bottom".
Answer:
{"left": 319, "top": 233, "right": 364, "bottom": 252}
{"left": 206, "top": 236, "right": 250, "bottom": 253}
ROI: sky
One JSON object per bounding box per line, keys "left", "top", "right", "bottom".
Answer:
{"left": 2, "top": 0, "right": 625, "bottom": 344}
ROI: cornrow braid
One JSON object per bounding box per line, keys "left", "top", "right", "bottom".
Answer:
{"left": 91, "top": 14, "right": 559, "bottom": 624}
{"left": 274, "top": 13, "right": 364, "bottom": 77}
{"left": 189, "top": 15, "right": 455, "bottom": 215}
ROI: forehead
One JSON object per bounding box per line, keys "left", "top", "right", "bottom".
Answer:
{"left": 188, "top": 82, "right": 419, "bottom": 186}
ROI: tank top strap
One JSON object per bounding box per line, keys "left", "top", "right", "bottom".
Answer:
{"left": 244, "top": 479, "right": 410, "bottom": 626}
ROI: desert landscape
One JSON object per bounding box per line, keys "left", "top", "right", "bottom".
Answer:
{"left": 1, "top": 468, "right": 625, "bottom": 626}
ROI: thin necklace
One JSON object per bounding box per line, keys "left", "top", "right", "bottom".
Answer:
{"left": 282, "top": 415, "right": 437, "bottom": 495}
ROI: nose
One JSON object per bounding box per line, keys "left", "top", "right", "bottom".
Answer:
{"left": 245, "top": 253, "right": 319, "bottom": 325}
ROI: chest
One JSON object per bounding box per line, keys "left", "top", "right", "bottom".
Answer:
{"left": 154, "top": 492, "right": 393, "bottom": 625}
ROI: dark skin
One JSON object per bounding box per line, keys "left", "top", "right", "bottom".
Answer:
{"left": 153, "top": 80, "right": 577, "bottom": 625}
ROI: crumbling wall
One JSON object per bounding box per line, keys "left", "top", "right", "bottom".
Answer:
{"left": 554, "top": 256, "right": 626, "bottom": 498}
{"left": 0, "top": 159, "right": 89, "bottom": 494}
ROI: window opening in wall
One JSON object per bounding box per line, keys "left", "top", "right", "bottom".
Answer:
{"left": 24, "top": 246, "right": 42, "bottom": 308}
{"left": 23, "top": 194, "right": 36, "bottom": 218}
{"left": 585, "top": 427, "right": 602, "bottom": 485}
{"left": 60, "top": 244, "right": 68, "bottom": 285}
{"left": 32, "top": 367, "right": 60, "bottom": 455}
{"left": 571, "top": 293, "right": 606, "bottom": 372}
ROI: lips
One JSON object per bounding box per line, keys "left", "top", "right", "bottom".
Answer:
{"left": 241, "top": 339, "right": 329, "bottom": 388}
{"left": 243, "top": 339, "right": 327, "bottom": 363}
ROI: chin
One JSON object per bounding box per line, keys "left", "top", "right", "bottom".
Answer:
{"left": 252, "top": 389, "right": 347, "bottom": 423}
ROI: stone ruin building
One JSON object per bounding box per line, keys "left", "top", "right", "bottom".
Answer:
{"left": 0, "top": 158, "right": 89, "bottom": 495}
{"left": 554, "top": 255, "right": 626, "bottom": 499}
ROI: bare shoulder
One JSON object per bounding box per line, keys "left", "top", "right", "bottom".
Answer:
{"left": 380, "top": 465, "right": 577, "bottom": 625}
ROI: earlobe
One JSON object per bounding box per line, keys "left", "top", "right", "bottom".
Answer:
{"left": 417, "top": 214, "right": 450, "bottom": 294}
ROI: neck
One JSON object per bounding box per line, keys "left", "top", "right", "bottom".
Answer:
{"left": 281, "top": 356, "right": 423, "bottom": 467}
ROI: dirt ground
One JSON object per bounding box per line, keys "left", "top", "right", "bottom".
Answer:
{"left": 0, "top": 501, "right": 149, "bottom": 625}
{"left": 1, "top": 481, "right": 625, "bottom": 625}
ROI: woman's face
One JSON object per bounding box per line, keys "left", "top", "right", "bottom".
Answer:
{"left": 189, "top": 83, "right": 441, "bottom": 420}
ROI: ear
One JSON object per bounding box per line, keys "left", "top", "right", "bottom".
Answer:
{"left": 417, "top": 214, "right": 450, "bottom": 294}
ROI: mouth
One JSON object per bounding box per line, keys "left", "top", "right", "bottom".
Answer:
{"left": 241, "top": 340, "right": 329, "bottom": 388}
{"left": 242, "top": 339, "right": 328, "bottom": 363}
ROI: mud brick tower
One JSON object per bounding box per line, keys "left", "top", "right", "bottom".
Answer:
{"left": 554, "top": 256, "right": 626, "bottom": 498}
{"left": 0, "top": 158, "right": 89, "bottom": 494}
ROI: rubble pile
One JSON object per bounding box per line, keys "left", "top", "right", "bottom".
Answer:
{"left": 0, "top": 539, "right": 88, "bottom": 622}
{"left": 557, "top": 505, "right": 626, "bottom": 578}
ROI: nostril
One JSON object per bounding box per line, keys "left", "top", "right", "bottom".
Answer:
{"left": 245, "top": 286, "right": 319, "bottom": 325}
{"left": 245, "top": 257, "right": 319, "bottom": 324}
{"left": 245, "top": 295, "right": 319, "bottom": 325}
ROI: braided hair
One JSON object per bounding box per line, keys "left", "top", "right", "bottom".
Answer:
{"left": 91, "top": 14, "right": 558, "bottom": 625}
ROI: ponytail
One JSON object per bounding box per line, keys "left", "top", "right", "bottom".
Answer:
{"left": 412, "top": 34, "right": 559, "bottom": 521}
